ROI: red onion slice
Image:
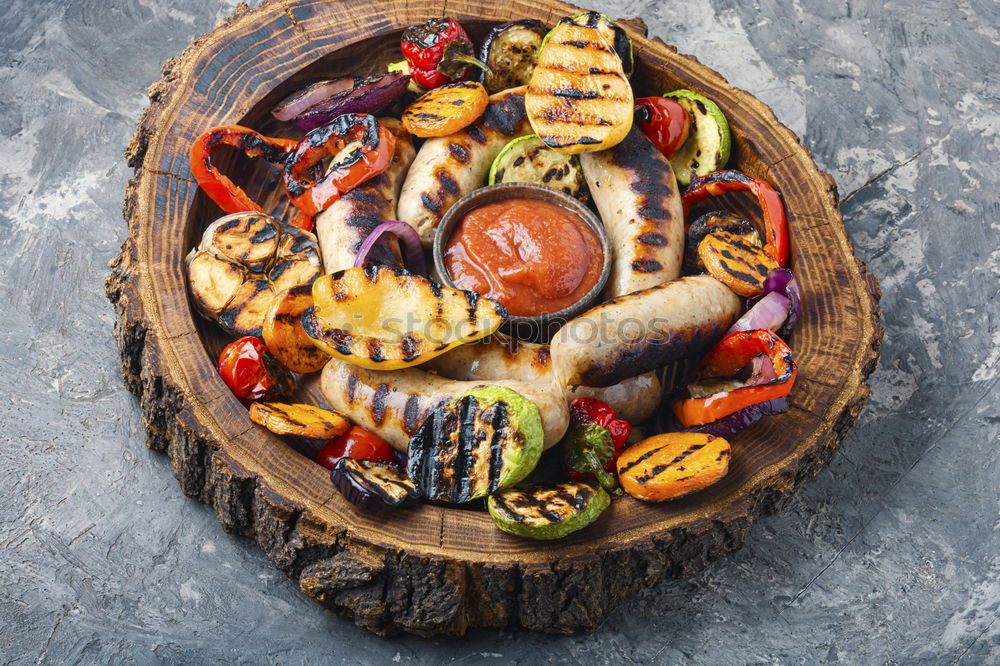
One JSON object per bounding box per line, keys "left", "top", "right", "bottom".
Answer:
{"left": 292, "top": 72, "right": 409, "bottom": 132}
{"left": 727, "top": 291, "right": 790, "bottom": 336}
{"left": 272, "top": 78, "right": 356, "bottom": 121}
{"left": 746, "top": 268, "right": 802, "bottom": 338}
{"left": 353, "top": 221, "right": 427, "bottom": 275}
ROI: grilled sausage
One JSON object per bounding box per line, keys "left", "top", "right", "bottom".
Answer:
{"left": 551, "top": 275, "right": 741, "bottom": 387}
{"left": 396, "top": 87, "right": 532, "bottom": 246}
{"left": 315, "top": 118, "right": 416, "bottom": 272}
{"left": 320, "top": 359, "right": 569, "bottom": 453}
{"left": 422, "top": 334, "right": 664, "bottom": 423}
{"left": 580, "top": 126, "right": 684, "bottom": 297}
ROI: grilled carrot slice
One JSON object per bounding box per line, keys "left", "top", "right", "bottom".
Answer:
{"left": 249, "top": 401, "right": 350, "bottom": 439}
{"left": 262, "top": 285, "right": 329, "bottom": 373}
{"left": 402, "top": 81, "right": 488, "bottom": 137}
{"left": 617, "top": 432, "right": 730, "bottom": 502}
{"left": 698, "top": 230, "right": 778, "bottom": 297}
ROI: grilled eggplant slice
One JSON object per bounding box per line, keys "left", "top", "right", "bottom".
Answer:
{"left": 186, "top": 212, "right": 324, "bottom": 347}
{"left": 487, "top": 481, "right": 610, "bottom": 540}
{"left": 479, "top": 20, "right": 548, "bottom": 93}
{"left": 525, "top": 12, "right": 633, "bottom": 154}
{"left": 185, "top": 249, "right": 246, "bottom": 318}
{"left": 304, "top": 265, "right": 506, "bottom": 370}
{"left": 249, "top": 401, "right": 349, "bottom": 439}
{"left": 262, "top": 285, "right": 329, "bottom": 373}
{"left": 662, "top": 90, "right": 732, "bottom": 185}
{"left": 488, "top": 134, "right": 588, "bottom": 201}
{"left": 407, "top": 386, "right": 544, "bottom": 503}
{"left": 330, "top": 458, "right": 419, "bottom": 513}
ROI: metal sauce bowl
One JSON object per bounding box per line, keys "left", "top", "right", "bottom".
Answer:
{"left": 432, "top": 183, "right": 611, "bottom": 342}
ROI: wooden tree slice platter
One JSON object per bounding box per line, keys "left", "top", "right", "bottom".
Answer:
{"left": 105, "top": 0, "right": 882, "bottom": 636}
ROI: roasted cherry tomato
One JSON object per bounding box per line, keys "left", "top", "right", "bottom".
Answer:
{"left": 634, "top": 97, "right": 690, "bottom": 159}
{"left": 317, "top": 425, "right": 396, "bottom": 470}
{"left": 217, "top": 336, "right": 293, "bottom": 406}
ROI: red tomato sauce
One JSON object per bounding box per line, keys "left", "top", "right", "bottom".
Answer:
{"left": 444, "top": 198, "right": 603, "bottom": 317}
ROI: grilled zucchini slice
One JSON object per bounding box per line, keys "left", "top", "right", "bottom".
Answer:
{"left": 303, "top": 266, "right": 506, "bottom": 370}
{"left": 663, "top": 90, "right": 732, "bottom": 185}
{"left": 525, "top": 12, "right": 633, "bottom": 154}
{"left": 479, "top": 20, "right": 548, "bottom": 93}
{"left": 407, "top": 386, "right": 543, "bottom": 503}
{"left": 488, "top": 481, "right": 610, "bottom": 540}
{"left": 488, "top": 134, "right": 588, "bottom": 201}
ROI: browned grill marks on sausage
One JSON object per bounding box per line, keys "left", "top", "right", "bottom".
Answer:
{"left": 346, "top": 372, "right": 359, "bottom": 403}
{"left": 420, "top": 192, "right": 442, "bottom": 215}
{"left": 631, "top": 258, "right": 663, "bottom": 273}
{"left": 448, "top": 142, "right": 470, "bottom": 164}
{"left": 637, "top": 232, "right": 669, "bottom": 246}
{"left": 371, "top": 383, "right": 390, "bottom": 425}
{"left": 436, "top": 169, "right": 460, "bottom": 196}
{"left": 466, "top": 125, "right": 487, "bottom": 145}
{"left": 403, "top": 395, "right": 423, "bottom": 434}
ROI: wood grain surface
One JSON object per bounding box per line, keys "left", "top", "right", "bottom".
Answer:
{"left": 104, "top": 0, "right": 881, "bottom": 636}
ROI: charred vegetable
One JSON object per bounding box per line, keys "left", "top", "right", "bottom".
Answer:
{"left": 249, "top": 401, "right": 350, "bottom": 439}
{"left": 562, "top": 422, "right": 616, "bottom": 492}
{"left": 262, "top": 285, "right": 329, "bottom": 373}
{"left": 401, "top": 81, "right": 488, "bottom": 137}
{"left": 186, "top": 213, "right": 322, "bottom": 339}
{"left": 525, "top": 12, "right": 633, "bottom": 154}
{"left": 684, "top": 211, "right": 761, "bottom": 274}
{"left": 617, "top": 432, "right": 730, "bottom": 502}
{"left": 407, "top": 386, "right": 543, "bottom": 503}
{"left": 399, "top": 17, "right": 488, "bottom": 90}
{"left": 330, "top": 458, "right": 419, "bottom": 513}
{"left": 662, "top": 90, "right": 731, "bottom": 185}
{"left": 217, "top": 336, "right": 294, "bottom": 407}
{"left": 274, "top": 73, "right": 410, "bottom": 132}
{"left": 303, "top": 265, "right": 506, "bottom": 370}
{"left": 478, "top": 20, "right": 547, "bottom": 93}
{"left": 488, "top": 134, "right": 588, "bottom": 201}
{"left": 488, "top": 482, "right": 610, "bottom": 540}
{"left": 698, "top": 230, "right": 778, "bottom": 297}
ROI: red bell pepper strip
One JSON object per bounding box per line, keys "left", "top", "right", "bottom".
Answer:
{"left": 400, "top": 17, "right": 489, "bottom": 89}
{"left": 189, "top": 126, "right": 298, "bottom": 216}
{"left": 673, "top": 329, "right": 797, "bottom": 427}
{"left": 283, "top": 114, "right": 395, "bottom": 217}
{"left": 681, "top": 170, "right": 790, "bottom": 267}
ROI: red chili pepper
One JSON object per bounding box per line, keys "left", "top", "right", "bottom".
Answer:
{"left": 217, "top": 336, "right": 294, "bottom": 407}
{"left": 400, "top": 17, "right": 488, "bottom": 89}
{"left": 681, "top": 170, "right": 790, "bottom": 266}
{"left": 673, "top": 329, "right": 797, "bottom": 427}
{"left": 317, "top": 426, "right": 396, "bottom": 470}
{"left": 190, "top": 126, "right": 298, "bottom": 216}
{"left": 283, "top": 114, "right": 395, "bottom": 217}
{"left": 634, "top": 97, "right": 690, "bottom": 159}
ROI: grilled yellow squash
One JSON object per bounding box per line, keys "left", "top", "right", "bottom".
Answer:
{"left": 303, "top": 266, "right": 507, "bottom": 370}
{"left": 525, "top": 12, "right": 633, "bottom": 154}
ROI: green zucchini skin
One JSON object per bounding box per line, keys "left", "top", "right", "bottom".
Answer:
{"left": 406, "top": 386, "right": 543, "bottom": 503}
{"left": 489, "top": 134, "right": 589, "bottom": 202}
{"left": 662, "top": 89, "right": 732, "bottom": 185}
{"left": 478, "top": 20, "right": 548, "bottom": 94}
{"left": 487, "top": 482, "right": 610, "bottom": 540}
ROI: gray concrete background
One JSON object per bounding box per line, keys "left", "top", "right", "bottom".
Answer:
{"left": 1, "top": 0, "right": 997, "bottom": 663}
